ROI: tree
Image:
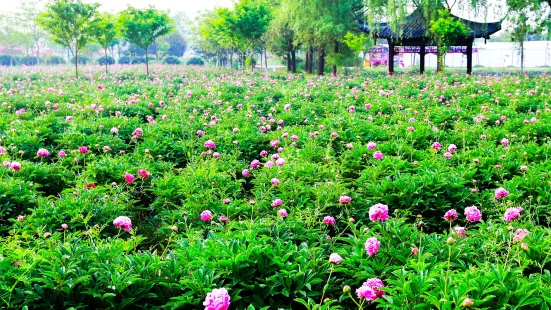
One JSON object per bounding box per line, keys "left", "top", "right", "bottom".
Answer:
{"left": 118, "top": 6, "right": 174, "bottom": 75}
{"left": 429, "top": 9, "right": 468, "bottom": 73}
{"left": 91, "top": 12, "right": 117, "bottom": 75}
{"left": 343, "top": 31, "right": 372, "bottom": 70}
{"left": 36, "top": 0, "right": 99, "bottom": 78}
{"left": 166, "top": 32, "right": 187, "bottom": 57}
{"left": 17, "top": 0, "right": 47, "bottom": 64}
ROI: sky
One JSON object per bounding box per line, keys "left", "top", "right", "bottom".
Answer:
{"left": 0, "top": 0, "right": 233, "bottom": 17}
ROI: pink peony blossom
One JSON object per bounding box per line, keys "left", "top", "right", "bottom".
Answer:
{"left": 501, "top": 138, "right": 509, "bottom": 146}
{"left": 277, "top": 209, "right": 288, "bottom": 217}
{"left": 504, "top": 207, "right": 522, "bottom": 222}
{"left": 250, "top": 160, "right": 260, "bottom": 169}
{"left": 113, "top": 216, "right": 132, "bottom": 232}
{"left": 373, "top": 151, "right": 383, "bottom": 160}
{"left": 362, "top": 278, "right": 385, "bottom": 298}
{"left": 124, "top": 173, "right": 135, "bottom": 184}
{"left": 364, "top": 237, "right": 381, "bottom": 256}
{"left": 204, "top": 140, "right": 216, "bottom": 149}
{"left": 37, "top": 148, "right": 50, "bottom": 157}
{"left": 369, "top": 203, "right": 389, "bottom": 222}
{"left": 495, "top": 187, "right": 509, "bottom": 199}
{"left": 339, "top": 196, "right": 352, "bottom": 204}
{"left": 367, "top": 142, "right": 377, "bottom": 150}
{"left": 219, "top": 215, "right": 229, "bottom": 223}
{"left": 432, "top": 142, "right": 442, "bottom": 151}
{"left": 520, "top": 166, "right": 527, "bottom": 172}
{"left": 203, "top": 288, "right": 230, "bottom": 310}
{"left": 78, "top": 146, "right": 89, "bottom": 154}
{"left": 138, "top": 169, "right": 150, "bottom": 179}
{"left": 411, "top": 248, "right": 419, "bottom": 254}
{"left": 443, "top": 152, "right": 452, "bottom": 159}
{"left": 10, "top": 162, "right": 21, "bottom": 171}
{"left": 276, "top": 158, "right": 286, "bottom": 167}
{"left": 242, "top": 169, "right": 250, "bottom": 177}
{"left": 454, "top": 227, "right": 466, "bottom": 238}
{"left": 201, "top": 210, "right": 213, "bottom": 222}
{"left": 323, "top": 216, "right": 336, "bottom": 225}
{"left": 271, "top": 178, "right": 280, "bottom": 186}
{"left": 271, "top": 199, "right": 283, "bottom": 207}
{"left": 513, "top": 229, "right": 529, "bottom": 242}
{"left": 356, "top": 285, "right": 377, "bottom": 301}
{"left": 464, "top": 206, "right": 482, "bottom": 222}
{"left": 444, "top": 209, "right": 458, "bottom": 222}
{"left": 329, "top": 253, "right": 342, "bottom": 264}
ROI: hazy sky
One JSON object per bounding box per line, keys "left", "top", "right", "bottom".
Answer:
{"left": 0, "top": 0, "right": 233, "bottom": 16}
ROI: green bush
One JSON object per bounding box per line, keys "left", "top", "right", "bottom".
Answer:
{"left": 186, "top": 56, "right": 205, "bottom": 66}
{"left": 163, "top": 56, "right": 181, "bottom": 64}
{"left": 119, "top": 56, "right": 131, "bottom": 64}
{"left": 98, "top": 56, "right": 115, "bottom": 65}
{"left": 45, "top": 55, "right": 66, "bottom": 65}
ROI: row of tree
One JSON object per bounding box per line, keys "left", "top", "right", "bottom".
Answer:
{"left": 193, "top": 0, "right": 551, "bottom": 74}
{"left": 0, "top": 0, "right": 190, "bottom": 77}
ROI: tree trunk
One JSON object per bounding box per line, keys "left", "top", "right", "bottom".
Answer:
{"left": 332, "top": 41, "right": 338, "bottom": 76}
{"left": 317, "top": 46, "right": 325, "bottom": 76}
{"left": 436, "top": 46, "right": 444, "bottom": 73}
{"left": 264, "top": 49, "right": 268, "bottom": 71}
{"left": 75, "top": 48, "right": 79, "bottom": 79}
{"left": 305, "top": 49, "right": 310, "bottom": 73}
{"left": 520, "top": 39, "right": 525, "bottom": 73}
{"left": 104, "top": 48, "right": 108, "bottom": 75}
{"left": 145, "top": 46, "right": 149, "bottom": 75}
{"left": 36, "top": 41, "right": 40, "bottom": 65}
{"left": 286, "top": 52, "right": 291, "bottom": 71}
{"left": 230, "top": 52, "right": 233, "bottom": 69}
{"left": 291, "top": 49, "right": 296, "bottom": 73}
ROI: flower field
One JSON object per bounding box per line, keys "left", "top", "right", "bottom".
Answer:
{"left": 1, "top": 65, "right": 551, "bottom": 309}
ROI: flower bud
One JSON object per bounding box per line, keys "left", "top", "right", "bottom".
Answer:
{"left": 521, "top": 243, "right": 528, "bottom": 251}
{"left": 343, "top": 285, "right": 351, "bottom": 293}
{"left": 446, "top": 237, "right": 456, "bottom": 245}
{"left": 462, "top": 298, "right": 474, "bottom": 308}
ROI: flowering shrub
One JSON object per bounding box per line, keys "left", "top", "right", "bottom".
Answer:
{"left": 1, "top": 65, "right": 551, "bottom": 309}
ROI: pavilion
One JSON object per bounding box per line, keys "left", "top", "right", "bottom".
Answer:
{"left": 359, "top": 8, "right": 502, "bottom": 74}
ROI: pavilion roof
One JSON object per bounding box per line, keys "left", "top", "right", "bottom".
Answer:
{"left": 360, "top": 7, "right": 502, "bottom": 40}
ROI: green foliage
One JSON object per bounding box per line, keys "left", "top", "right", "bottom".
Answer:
{"left": 163, "top": 56, "right": 181, "bottom": 65}
{"left": 36, "top": 0, "right": 99, "bottom": 78}
{"left": 186, "top": 56, "right": 205, "bottom": 66}
{"left": 117, "top": 6, "right": 174, "bottom": 74}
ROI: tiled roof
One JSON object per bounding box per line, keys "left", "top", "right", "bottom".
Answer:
{"left": 360, "top": 7, "right": 501, "bottom": 40}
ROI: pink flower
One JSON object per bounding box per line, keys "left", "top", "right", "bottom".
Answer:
{"left": 113, "top": 216, "right": 132, "bottom": 232}
{"left": 520, "top": 166, "right": 527, "bottom": 172}
{"left": 411, "top": 248, "right": 419, "bottom": 254}
{"left": 203, "top": 288, "right": 230, "bottom": 310}
{"left": 329, "top": 253, "right": 342, "bottom": 264}
{"left": 196, "top": 130, "right": 204, "bottom": 136}
{"left": 356, "top": 285, "right": 377, "bottom": 301}
{"left": 110, "top": 127, "right": 119, "bottom": 134}
{"left": 276, "top": 158, "right": 286, "bottom": 167}
{"left": 349, "top": 106, "right": 355, "bottom": 113}
{"left": 464, "top": 206, "right": 482, "bottom": 222}
{"left": 260, "top": 150, "right": 268, "bottom": 157}
{"left": 0, "top": 146, "right": 6, "bottom": 154}
{"left": 277, "top": 209, "right": 288, "bottom": 217}
{"left": 367, "top": 142, "right": 377, "bottom": 150}
{"left": 213, "top": 152, "right": 221, "bottom": 158}
{"left": 78, "top": 146, "right": 89, "bottom": 154}
{"left": 364, "top": 237, "right": 381, "bottom": 256}
{"left": 250, "top": 160, "right": 260, "bottom": 169}
{"left": 138, "top": 169, "right": 150, "bottom": 179}
{"left": 124, "top": 173, "right": 135, "bottom": 184}
{"left": 373, "top": 151, "right": 383, "bottom": 160}
{"left": 454, "top": 227, "right": 466, "bottom": 238}
{"left": 323, "top": 216, "right": 336, "bottom": 225}
{"left": 284, "top": 104, "right": 291, "bottom": 110}
{"left": 330, "top": 132, "right": 338, "bottom": 138}
{"left": 443, "top": 152, "right": 452, "bottom": 159}
{"left": 369, "top": 203, "right": 389, "bottom": 222}
{"left": 444, "top": 209, "right": 458, "bottom": 222}
{"left": 133, "top": 128, "right": 143, "bottom": 136}
{"left": 201, "top": 210, "right": 213, "bottom": 222}
{"left": 204, "top": 140, "right": 216, "bottom": 149}
{"left": 432, "top": 142, "right": 442, "bottom": 150}
{"left": 501, "top": 138, "right": 509, "bottom": 146}
{"left": 504, "top": 207, "right": 522, "bottom": 222}
{"left": 242, "top": 169, "right": 250, "bottom": 177}
{"left": 10, "top": 161, "right": 21, "bottom": 171}
{"left": 271, "top": 178, "right": 280, "bottom": 185}
{"left": 362, "top": 278, "right": 385, "bottom": 297}
{"left": 339, "top": 196, "right": 352, "bottom": 204}
{"left": 37, "top": 148, "right": 50, "bottom": 157}
{"left": 271, "top": 199, "right": 283, "bottom": 207}
{"left": 219, "top": 215, "right": 229, "bottom": 223}
{"left": 270, "top": 140, "right": 280, "bottom": 148}
{"left": 513, "top": 229, "right": 529, "bottom": 242}
{"left": 495, "top": 187, "right": 509, "bottom": 199}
